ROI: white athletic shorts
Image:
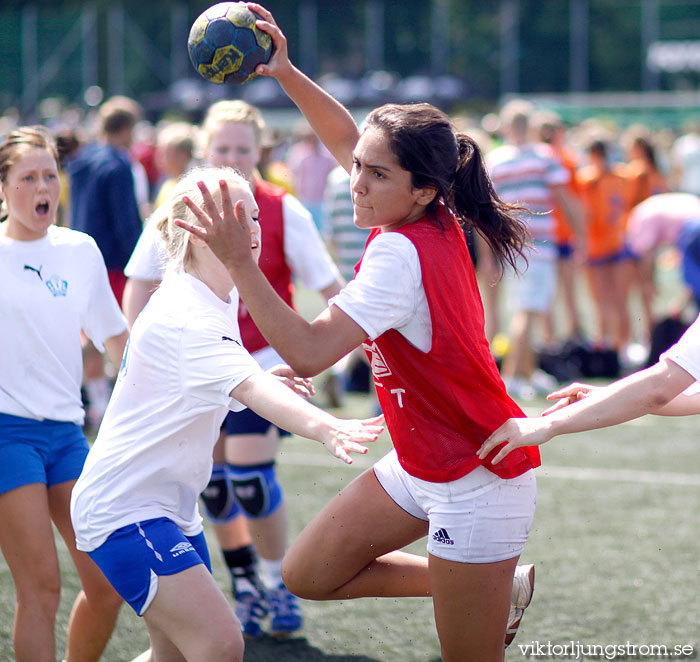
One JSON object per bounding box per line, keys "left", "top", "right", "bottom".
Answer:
{"left": 373, "top": 450, "right": 536, "bottom": 563}
{"left": 507, "top": 255, "right": 557, "bottom": 314}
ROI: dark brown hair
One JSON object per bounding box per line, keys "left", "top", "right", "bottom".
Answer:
{"left": 365, "top": 103, "right": 530, "bottom": 273}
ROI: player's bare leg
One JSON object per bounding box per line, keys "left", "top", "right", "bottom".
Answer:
{"left": 430, "top": 554, "right": 516, "bottom": 662}
{"left": 225, "top": 428, "right": 302, "bottom": 635}
{"left": 559, "top": 255, "right": 582, "bottom": 339}
{"left": 143, "top": 565, "right": 243, "bottom": 662}
{"left": 586, "top": 266, "right": 615, "bottom": 346}
{"left": 283, "top": 467, "right": 528, "bottom": 658}
{"left": 49, "top": 481, "right": 122, "bottom": 662}
{"left": 143, "top": 621, "right": 185, "bottom": 662}
{"left": 282, "top": 468, "right": 431, "bottom": 600}
{"left": 501, "top": 310, "right": 537, "bottom": 391}
{"left": 0, "top": 483, "right": 60, "bottom": 662}
{"left": 225, "top": 429, "right": 286, "bottom": 560}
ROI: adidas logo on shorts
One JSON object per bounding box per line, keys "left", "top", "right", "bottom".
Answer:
{"left": 432, "top": 528, "right": 454, "bottom": 545}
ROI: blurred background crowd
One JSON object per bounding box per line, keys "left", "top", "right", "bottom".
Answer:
{"left": 2, "top": 89, "right": 699, "bottom": 413}
{"left": 2, "top": 0, "right": 700, "bottom": 411}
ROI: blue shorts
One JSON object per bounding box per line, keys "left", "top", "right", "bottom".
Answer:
{"left": 556, "top": 242, "right": 574, "bottom": 259}
{"left": 224, "top": 408, "right": 291, "bottom": 438}
{"left": 0, "top": 413, "right": 89, "bottom": 495}
{"left": 678, "top": 221, "right": 700, "bottom": 301}
{"left": 588, "top": 249, "right": 627, "bottom": 267}
{"left": 88, "top": 517, "right": 211, "bottom": 616}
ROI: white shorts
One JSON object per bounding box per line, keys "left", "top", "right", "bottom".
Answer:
{"left": 373, "top": 450, "right": 536, "bottom": 563}
{"left": 507, "top": 254, "right": 557, "bottom": 314}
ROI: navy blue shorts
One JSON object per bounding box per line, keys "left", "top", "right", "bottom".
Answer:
{"left": 88, "top": 517, "right": 211, "bottom": 616}
{"left": 679, "top": 222, "right": 700, "bottom": 301}
{"left": 556, "top": 242, "right": 574, "bottom": 259}
{"left": 0, "top": 413, "right": 89, "bottom": 495}
{"left": 588, "top": 249, "right": 627, "bottom": 267}
{"left": 224, "top": 408, "right": 291, "bottom": 438}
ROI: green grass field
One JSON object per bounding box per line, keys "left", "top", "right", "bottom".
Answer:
{"left": 1, "top": 273, "right": 699, "bottom": 661}
{"left": 1, "top": 389, "right": 698, "bottom": 662}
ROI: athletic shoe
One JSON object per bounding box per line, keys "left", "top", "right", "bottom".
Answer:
{"left": 530, "top": 369, "right": 557, "bottom": 395}
{"left": 505, "top": 563, "right": 535, "bottom": 648}
{"left": 503, "top": 377, "right": 536, "bottom": 401}
{"left": 267, "top": 582, "right": 303, "bottom": 636}
{"left": 235, "top": 589, "right": 268, "bottom": 638}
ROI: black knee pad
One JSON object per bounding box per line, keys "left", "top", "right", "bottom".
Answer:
{"left": 229, "top": 462, "right": 282, "bottom": 519}
{"left": 200, "top": 464, "right": 241, "bottom": 523}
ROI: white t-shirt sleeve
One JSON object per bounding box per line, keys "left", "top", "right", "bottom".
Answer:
{"left": 81, "top": 240, "right": 128, "bottom": 351}
{"left": 660, "top": 315, "right": 700, "bottom": 394}
{"left": 180, "top": 318, "right": 263, "bottom": 412}
{"left": 124, "top": 217, "right": 167, "bottom": 281}
{"left": 330, "top": 232, "right": 430, "bottom": 349}
{"left": 282, "top": 193, "right": 341, "bottom": 290}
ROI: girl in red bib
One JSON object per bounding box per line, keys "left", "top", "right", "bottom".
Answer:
{"left": 178, "top": 5, "right": 541, "bottom": 659}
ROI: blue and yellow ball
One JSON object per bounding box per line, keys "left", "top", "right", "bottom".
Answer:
{"left": 188, "top": 2, "right": 272, "bottom": 85}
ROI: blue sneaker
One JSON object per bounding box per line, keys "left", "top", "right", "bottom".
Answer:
{"left": 267, "top": 583, "right": 303, "bottom": 636}
{"left": 235, "top": 590, "right": 268, "bottom": 638}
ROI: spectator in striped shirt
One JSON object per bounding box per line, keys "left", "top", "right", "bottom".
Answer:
{"left": 488, "top": 99, "right": 584, "bottom": 400}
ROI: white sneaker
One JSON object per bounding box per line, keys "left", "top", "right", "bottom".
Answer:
{"left": 506, "top": 563, "right": 535, "bottom": 648}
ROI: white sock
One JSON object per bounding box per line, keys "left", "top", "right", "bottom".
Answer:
{"left": 234, "top": 575, "right": 258, "bottom": 594}
{"left": 259, "top": 558, "right": 284, "bottom": 589}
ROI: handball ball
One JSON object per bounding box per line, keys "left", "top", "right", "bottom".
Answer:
{"left": 188, "top": 2, "right": 272, "bottom": 85}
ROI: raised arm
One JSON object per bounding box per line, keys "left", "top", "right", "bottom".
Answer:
{"left": 478, "top": 358, "right": 696, "bottom": 464}
{"left": 247, "top": 3, "right": 359, "bottom": 173}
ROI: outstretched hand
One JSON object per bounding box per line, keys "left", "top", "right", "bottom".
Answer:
{"left": 541, "top": 382, "right": 596, "bottom": 415}
{"left": 321, "top": 414, "right": 385, "bottom": 465}
{"left": 175, "top": 180, "right": 256, "bottom": 271}
{"left": 477, "top": 416, "right": 554, "bottom": 465}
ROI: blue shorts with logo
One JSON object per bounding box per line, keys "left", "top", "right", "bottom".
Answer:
{"left": 88, "top": 517, "right": 211, "bottom": 616}
{"left": 0, "top": 412, "right": 89, "bottom": 495}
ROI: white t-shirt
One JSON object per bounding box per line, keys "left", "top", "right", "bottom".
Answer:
{"left": 126, "top": 193, "right": 340, "bottom": 292}
{"left": 71, "top": 269, "right": 262, "bottom": 551}
{"left": 125, "top": 191, "right": 340, "bottom": 370}
{"left": 330, "top": 231, "right": 432, "bottom": 352}
{"left": 0, "top": 225, "right": 126, "bottom": 424}
{"left": 661, "top": 314, "right": 700, "bottom": 394}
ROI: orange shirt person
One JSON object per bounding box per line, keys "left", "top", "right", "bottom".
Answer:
{"left": 620, "top": 134, "right": 669, "bottom": 222}
{"left": 577, "top": 139, "right": 629, "bottom": 351}
{"left": 618, "top": 132, "right": 669, "bottom": 342}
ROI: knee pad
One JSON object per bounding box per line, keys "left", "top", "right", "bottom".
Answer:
{"left": 200, "top": 463, "right": 242, "bottom": 523}
{"left": 228, "top": 462, "right": 283, "bottom": 519}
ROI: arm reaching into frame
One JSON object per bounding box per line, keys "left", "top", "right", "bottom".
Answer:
{"left": 478, "top": 358, "right": 696, "bottom": 465}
